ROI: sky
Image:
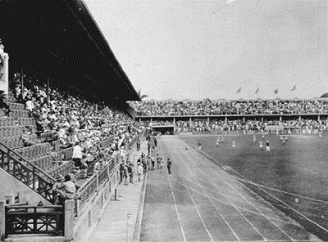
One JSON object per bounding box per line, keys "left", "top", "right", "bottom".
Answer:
{"left": 84, "top": 0, "right": 327, "bottom": 101}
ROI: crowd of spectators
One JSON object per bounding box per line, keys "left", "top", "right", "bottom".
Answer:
{"left": 175, "top": 119, "right": 328, "bottom": 135}
{"left": 132, "top": 99, "right": 328, "bottom": 116}
{"left": 10, "top": 72, "right": 144, "bottom": 178}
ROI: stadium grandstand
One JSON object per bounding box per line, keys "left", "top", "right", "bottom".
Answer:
{"left": 133, "top": 99, "right": 328, "bottom": 136}
{"left": 0, "top": 0, "right": 143, "bottom": 241}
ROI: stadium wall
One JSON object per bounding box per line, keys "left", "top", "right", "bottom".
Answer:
{"left": 0, "top": 169, "right": 51, "bottom": 205}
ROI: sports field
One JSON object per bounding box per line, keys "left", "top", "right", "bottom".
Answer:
{"left": 180, "top": 134, "right": 328, "bottom": 238}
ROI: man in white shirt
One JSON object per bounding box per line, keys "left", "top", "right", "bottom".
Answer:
{"left": 25, "top": 96, "right": 35, "bottom": 111}
{"left": 72, "top": 142, "right": 83, "bottom": 169}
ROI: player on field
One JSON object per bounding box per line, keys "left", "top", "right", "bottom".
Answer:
{"left": 281, "top": 135, "right": 288, "bottom": 144}
{"left": 259, "top": 140, "right": 263, "bottom": 151}
{"left": 266, "top": 140, "right": 270, "bottom": 151}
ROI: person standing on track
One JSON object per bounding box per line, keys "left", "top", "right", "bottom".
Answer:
{"left": 167, "top": 158, "right": 172, "bottom": 174}
{"left": 266, "top": 140, "right": 270, "bottom": 151}
{"left": 159, "top": 157, "right": 164, "bottom": 173}
{"left": 156, "top": 154, "right": 161, "bottom": 169}
{"left": 151, "top": 155, "right": 155, "bottom": 170}
{"left": 137, "top": 162, "right": 143, "bottom": 182}
{"left": 127, "top": 162, "right": 134, "bottom": 184}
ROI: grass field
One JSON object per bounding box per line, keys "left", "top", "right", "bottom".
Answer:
{"left": 179, "top": 134, "right": 328, "bottom": 234}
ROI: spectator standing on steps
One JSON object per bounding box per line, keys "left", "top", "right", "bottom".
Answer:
{"left": 167, "top": 158, "right": 172, "bottom": 174}
{"left": 72, "top": 141, "right": 83, "bottom": 169}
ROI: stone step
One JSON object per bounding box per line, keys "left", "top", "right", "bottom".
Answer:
{"left": 5, "top": 235, "right": 65, "bottom": 242}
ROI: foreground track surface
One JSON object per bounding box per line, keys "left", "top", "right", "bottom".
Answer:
{"left": 140, "top": 136, "right": 321, "bottom": 242}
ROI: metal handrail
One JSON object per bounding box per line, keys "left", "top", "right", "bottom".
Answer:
{"left": 0, "top": 142, "right": 56, "bottom": 203}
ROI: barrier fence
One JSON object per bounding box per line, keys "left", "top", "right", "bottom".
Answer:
{"left": 0, "top": 142, "right": 55, "bottom": 203}
{"left": 75, "top": 157, "right": 119, "bottom": 217}
{"left": 4, "top": 204, "right": 64, "bottom": 237}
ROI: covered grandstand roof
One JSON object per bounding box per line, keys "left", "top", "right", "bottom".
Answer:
{"left": 0, "top": 0, "right": 140, "bottom": 103}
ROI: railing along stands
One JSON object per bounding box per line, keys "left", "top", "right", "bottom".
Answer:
{"left": 75, "top": 158, "right": 117, "bottom": 216}
{"left": 0, "top": 142, "right": 56, "bottom": 203}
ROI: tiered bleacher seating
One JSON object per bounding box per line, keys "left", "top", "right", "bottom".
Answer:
{"left": 0, "top": 117, "right": 24, "bottom": 148}
{"left": 0, "top": 92, "right": 75, "bottom": 178}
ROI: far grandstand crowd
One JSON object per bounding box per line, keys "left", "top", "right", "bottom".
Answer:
{"left": 133, "top": 99, "right": 328, "bottom": 116}
{"left": 174, "top": 119, "right": 328, "bottom": 134}
{"left": 133, "top": 100, "right": 328, "bottom": 135}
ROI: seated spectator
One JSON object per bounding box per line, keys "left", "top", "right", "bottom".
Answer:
{"left": 52, "top": 174, "right": 65, "bottom": 205}
{"left": 0, "top": 90, "right": 10, "bottom": 116}
{"left": 52, "top": 174, "right": 77, "bottom": 204}
{"left": 61, "top": 174, "right": 77, "bottom": 200}
{"left": 22, "top": 126, "right": 38, "bottom": 146}
{"left": 93, "top": 159, "right": 103, "bottom": 173}
{"left": 58, "top": 125, "right": 70, "bottom": 147}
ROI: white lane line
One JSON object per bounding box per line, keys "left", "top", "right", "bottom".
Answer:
{"left": 218, "top": 180, "right": 296, "bottom": 241}
{"left": 253, "top": 184, "right": 328, "bottom": 234}
{"left": 170, "top": 138, "right": 267, "bottom": 241}
{"left": 157, "top": 138, "right": 187, "bottom": 242}
{"left": 169, "top": 148, "right": 241, "bottom": 241}
{"left": 199, "top": 168, "right": 297, "bottom": 239}
{"left": 162, "top": 141, "right": 214, "bottom": 242}
{"left": 166, "top": 164, "right": 187, "bottom": 242}
{"left": 163, "top": 140, "right": 238, "bottom": 242}
{"left": 169, "top": 176, "right": 293, "bottom": 225}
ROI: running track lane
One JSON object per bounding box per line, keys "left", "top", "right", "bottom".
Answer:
{"left": 140, "top": 136, "right": 321, "bottom": 242}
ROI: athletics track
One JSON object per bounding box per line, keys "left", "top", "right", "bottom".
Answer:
{"left": 139, "top": 136, "right": 323, "bottom": 242}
